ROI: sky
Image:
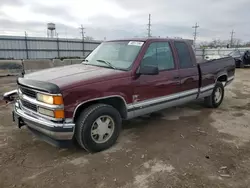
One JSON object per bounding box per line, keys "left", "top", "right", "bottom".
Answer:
{"left": 0, "top": 0, "right": 250, "bottom": 42}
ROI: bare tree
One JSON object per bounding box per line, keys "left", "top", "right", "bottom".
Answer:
{"left": 200, "top": 39, "right": 230, "bottom": 48}
{"left": 233, "top": 38, "right": 242, "bottom": 48}
{"left": 245, "top": 42, "right": 250, "bottom": 47}
{"left": 85, "top": 36, "right": 94, "bottom": 41}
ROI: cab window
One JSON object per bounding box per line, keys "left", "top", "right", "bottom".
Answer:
{"left": 141, "top": 42, "right": 175, "bottom": 70}
{"left": 174, "top": 42, "right": 193, "bottom": 69}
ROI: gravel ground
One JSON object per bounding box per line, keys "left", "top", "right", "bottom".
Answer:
{"left": 1, "top": 69, "right": 250, "bottom": 188}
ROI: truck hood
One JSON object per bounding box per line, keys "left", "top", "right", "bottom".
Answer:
{"left": 24, "top": 64, "right": 128, "bottom": 90}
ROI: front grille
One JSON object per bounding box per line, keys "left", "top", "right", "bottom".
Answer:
{"left": 21, "top": 100, "right": 37, "bottom": 112}
{"left": 20, "top": 86, "right": 36, "bottom": 98}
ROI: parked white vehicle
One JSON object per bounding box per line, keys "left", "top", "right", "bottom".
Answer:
{"left": 204, "top": 54, "right": 223, "bottom": 60}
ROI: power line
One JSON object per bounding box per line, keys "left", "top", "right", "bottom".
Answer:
{"left": 230, "top": 29, "right": 235, "bottom": 47}
{"left": 147, "top": 14, "right": 152, "bottom": 37}
{"left": 192, "top": 22, "right": 199, "bottom": 48}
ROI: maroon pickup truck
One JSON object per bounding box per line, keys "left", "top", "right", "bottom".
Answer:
{"left": 4, "top": 38, "right": 235, "bottom": 152}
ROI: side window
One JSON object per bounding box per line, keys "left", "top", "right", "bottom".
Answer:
{"left": 141, "top": 42, "right": 174, "bottom": 71}
{"left": 174, "top": 42, "right": 193, "bottom": 69}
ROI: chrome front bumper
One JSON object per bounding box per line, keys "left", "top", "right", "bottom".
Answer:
{"left": 13, "top": 100, "right": 75, "bottom": 141}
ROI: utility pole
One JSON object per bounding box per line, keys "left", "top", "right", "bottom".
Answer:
{"left": 56, "top": 32, "right": 60, "bottom": 58}
{"left": 24, "top": 31, "right": 29, "bottom": 59}
{"left": 79, "top": 24, "right": 85, "bottom": 57}
{"left": 230, "top": 29, "right": 235, "bottom": 48}
{"left": 147, "top": 14, "right": 152, "bottom": 37}
{"left": 80, "top": 24, "right": 85, "bottom": 40}
{"left": 192, "top": 22, "right": 199, "bottom": 48}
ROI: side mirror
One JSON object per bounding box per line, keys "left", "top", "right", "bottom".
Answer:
{"left": 138, "top": 65, "right": 159, "bottom": 75}
{"left": 3, "top": 89, "right": 18, "bottom": 103}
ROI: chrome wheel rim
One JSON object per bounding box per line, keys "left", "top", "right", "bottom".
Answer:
{"left": 214, "top": 87, "right": 222, "bottom": 103}
{"left": 91, "top": 115, "right": 115, "bottom": 144}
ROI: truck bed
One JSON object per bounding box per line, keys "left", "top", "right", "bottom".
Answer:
{"left": 197, "top": 56, "right": 233, "bottom": 64}
{"left": 198, "top": 57, "right": 235, "bottom": 88}
{"left": 199, "top": 56, "right": 235, "bottom": 71}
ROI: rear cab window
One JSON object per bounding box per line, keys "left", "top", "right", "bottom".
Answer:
{"left": 174, "top": 42, "right": 194, "bottom": 69}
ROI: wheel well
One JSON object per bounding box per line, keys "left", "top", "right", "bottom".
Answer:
{"left": 73, "top": 97, "right": 127, "bottom": 122}
{"left": 217, "top": 75, "right": 227, "bottom": 82}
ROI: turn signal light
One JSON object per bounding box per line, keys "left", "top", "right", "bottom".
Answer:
{"left": 54, "top": 110, "right": 65, "bottom": 119}
{"left": 53, "top": 96, "right": 63, "bottom": 105}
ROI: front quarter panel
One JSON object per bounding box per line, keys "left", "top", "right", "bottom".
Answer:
{"left": 62, "top": 76, "right": 133, "bottom": 118}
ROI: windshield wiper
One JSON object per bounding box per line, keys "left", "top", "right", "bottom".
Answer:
{"left": 96, "top": 59, "right": 116, "bottom": 69}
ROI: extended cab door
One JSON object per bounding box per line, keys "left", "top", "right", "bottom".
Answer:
{"left": 131, "top": 41, "right": 181, "bottom": 117}
{"left": 173, "top": 41, "right": 199, "bottom": 101}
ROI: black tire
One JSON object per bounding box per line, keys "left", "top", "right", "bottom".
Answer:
{"left": 204, "top": 82, "right": 224, "bottom": 108}
{"left": 235, "top": 61, "right": 240, "bottom": 68}
{"left": 240, "top": 61, "right": 245, "bottom": 68}
{"left": 235, "top": 60, "right": 243, "bottom": 68}
{"left": 75, "top": 104, "right": 122, "bottom": 153}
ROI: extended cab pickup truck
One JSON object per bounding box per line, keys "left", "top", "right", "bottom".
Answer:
{"left": 4, "top": 38, "right": 235, "bottom": 152}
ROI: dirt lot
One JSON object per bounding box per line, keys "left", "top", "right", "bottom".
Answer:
{"left": 1, "top": 69, "right": 250, "bottom": 188}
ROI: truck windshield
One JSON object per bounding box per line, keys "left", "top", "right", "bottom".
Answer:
{"left": 84, "top": 41, "right": 144, "bottom": 70}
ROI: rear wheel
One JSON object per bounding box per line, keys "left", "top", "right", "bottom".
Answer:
{"left": 75, "top": 104, "right": 122, "bottom": 152}
{"left": 204, "top": 82, "right": 224, "bottom": 108}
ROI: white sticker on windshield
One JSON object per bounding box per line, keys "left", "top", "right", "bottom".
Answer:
{"left": 128, "top": 41, "right": 144, "bottom": 46}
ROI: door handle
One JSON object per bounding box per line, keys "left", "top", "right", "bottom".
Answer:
{"left": 174, "top": 76, "right": 180, "bottom": 79}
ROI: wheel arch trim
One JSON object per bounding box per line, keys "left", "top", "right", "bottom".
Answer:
{"left": 216, "top": 73, "right": 228, "bottom": 82}
{"left": 72, "top": 95, "right": 129, "bottom": 120}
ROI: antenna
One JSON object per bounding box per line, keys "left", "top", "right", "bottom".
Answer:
{"left": 192, "top": 22, "right": 199, "bottom": 48}
{"left": 147, "top": 14, "right": 152, "bottom": 37}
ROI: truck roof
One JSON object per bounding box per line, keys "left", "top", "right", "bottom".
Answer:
{"left": 107, "top": 37, "right": 193, "bottom": 43}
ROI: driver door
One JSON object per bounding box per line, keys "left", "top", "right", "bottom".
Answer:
{"left": 131, "top": 41, "right": 180, "bottom": 116}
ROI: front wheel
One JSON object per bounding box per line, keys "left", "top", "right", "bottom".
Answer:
{"left": 75, "top": 104, "right": 122, "bottom": 153}
{"left": 204, "top": 82, "right": 224, "bottom": 108}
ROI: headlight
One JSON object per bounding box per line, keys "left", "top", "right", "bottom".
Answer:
{"left": 37, "top": 93, "right": 63, "bottom": 105}
{"left": 38, "top": 107, "right": 65, "bottom": 119}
